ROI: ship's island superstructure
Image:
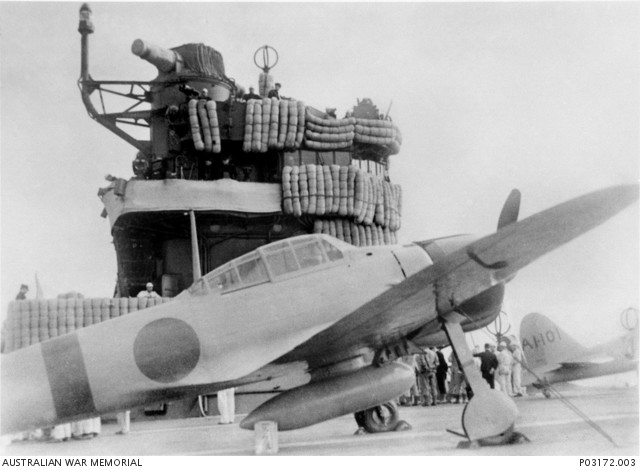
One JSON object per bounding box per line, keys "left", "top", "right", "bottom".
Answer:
{"left": 95, "top": 39, "right": 404, "bottom": 299}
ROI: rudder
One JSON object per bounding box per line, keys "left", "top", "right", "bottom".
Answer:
{"left": 519, "top": 312, "right": 588, "bottom": 371}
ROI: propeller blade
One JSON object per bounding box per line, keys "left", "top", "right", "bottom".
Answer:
{"left": 497, "top": 189, "right": 521, "bottom": 230}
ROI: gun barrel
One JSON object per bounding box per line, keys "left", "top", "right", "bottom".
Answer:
{"left": 131, "top": 39, "right": 178, "bottom": 73}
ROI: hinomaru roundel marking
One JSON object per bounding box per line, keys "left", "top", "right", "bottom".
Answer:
{"left": 133, "top": 318, "right": 200, "bottom": 383}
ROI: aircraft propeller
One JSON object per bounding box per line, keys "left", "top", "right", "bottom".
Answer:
{"left": 497, "top": 189, "right": 521, "bottom": 230}
{"left": 495, "top": 189, "right": 521, "bottom": 283}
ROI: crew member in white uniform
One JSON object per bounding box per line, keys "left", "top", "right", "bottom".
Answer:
{"left": 217, "top": 388, "right": 235, "bottom": 424}
{"left": 510, "top": 342, "right": 527, "bottom": 397}
{"left": 137, "top": 282, "right": 160, "bottom": 298}
{"left": 496, "top": 342, "right": 514, "bottom": 396}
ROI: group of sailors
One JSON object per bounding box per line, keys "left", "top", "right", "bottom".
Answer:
{"left": 399, "top": 341, "right": 527, "bottom": 407}
{"left": 240, "top": 83, "right": 283, "bottom": 101}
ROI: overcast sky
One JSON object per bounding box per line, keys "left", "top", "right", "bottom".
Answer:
{"left": 1, "top": 2, "right": 638, "bottom": 346}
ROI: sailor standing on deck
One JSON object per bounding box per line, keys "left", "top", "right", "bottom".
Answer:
{"left": 435, "top": 347, "right": 449, "bottom": 402}
{"left": 267, "top": 83, "right": 282, "bottom": 100}
{"left": 15, "top": 284, "right": 29, "bottom": 300}
{"left": 447, "top": 351, "right": 464, "bottom": 404}
{"left": 137, "top": 282, "right": 160, "bottom": 299}
{"left": 474, "top": 343, "right": 498, "bottom": 389}
{"left": 510, "top": 343, "right": 527, "bottom": 397}
{"left": 217, "top": 388, "right": 235, "bottom": 424}
{"left": 242, "top": 86, "right": 261, "bottom": 101}
{"left": 496, "top": 342, "right": 514, "bottom": 396}
{"left": 415, "top": 348, "right": 439, "bottom": 406}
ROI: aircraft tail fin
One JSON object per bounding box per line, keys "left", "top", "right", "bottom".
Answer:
{"left": 519, "top": 312, "right": 588, "bottom": 370}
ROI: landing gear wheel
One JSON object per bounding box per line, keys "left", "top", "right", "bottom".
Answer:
{"left": 354, "top": 401, "right": 399, "bottom": 433}
{"left": 543, "top": 389, "right": 551, "bottom": 399}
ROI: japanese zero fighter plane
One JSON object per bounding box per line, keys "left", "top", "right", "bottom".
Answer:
{"left": 520, "top": 310, "right": 639, "bottom": 398}
{"left": 1, "top": 184, "right": 637, "bottom": 444}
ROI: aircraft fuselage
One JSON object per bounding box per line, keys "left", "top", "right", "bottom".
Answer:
{"left": 3, "top": 238, "right": 468, "bottom": 433}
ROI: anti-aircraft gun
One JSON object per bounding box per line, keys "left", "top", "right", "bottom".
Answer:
{"left": 79, "top": 3, "right": 236, "bottom": 180}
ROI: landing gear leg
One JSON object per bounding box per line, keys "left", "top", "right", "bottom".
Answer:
{"left": 442, "top": 313, "right": 524, "bottom": 446}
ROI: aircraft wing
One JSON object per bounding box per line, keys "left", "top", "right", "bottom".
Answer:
{"left": 281, "top": 184, "right": 638, "bottom": 368}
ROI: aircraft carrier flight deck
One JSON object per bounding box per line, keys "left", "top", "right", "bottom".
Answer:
{"left": 3, "top": 384, "right": 637, "bottom": 457}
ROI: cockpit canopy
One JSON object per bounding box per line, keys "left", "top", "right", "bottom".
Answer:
{"left": 186, "top": 234, "right": 348, "bottom": 296}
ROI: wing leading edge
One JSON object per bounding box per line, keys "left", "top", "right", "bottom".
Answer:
{"left": 281, "top": 184, "right": 638, "bottom": 368}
